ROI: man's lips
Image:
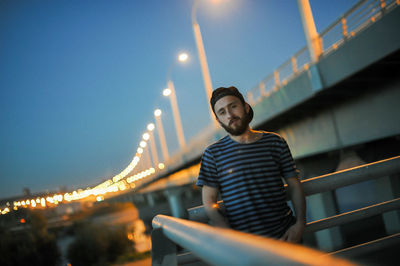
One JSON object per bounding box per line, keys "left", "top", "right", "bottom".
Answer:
{"left": 229, "top": 118, "right": 240, "bottom": 126}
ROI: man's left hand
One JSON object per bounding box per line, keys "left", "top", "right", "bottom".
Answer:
{"left": 279, "top": 221, "right": 305, "bottom": 243}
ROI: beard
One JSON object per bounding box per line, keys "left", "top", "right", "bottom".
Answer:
{"left": 219, "top": 110, "right": 251, "bottom": 136}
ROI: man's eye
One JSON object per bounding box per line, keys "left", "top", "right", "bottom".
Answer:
{"left": 219, "top": 111, "right": 225, "bottom": 115}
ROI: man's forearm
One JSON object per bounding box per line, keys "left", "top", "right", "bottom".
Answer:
{"left": 290, "top": 178, "right": 306, "bottom": 225}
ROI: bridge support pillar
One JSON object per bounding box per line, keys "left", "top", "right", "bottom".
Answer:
{"left": 376, "top": 174, "right": 400, "bottom": 234}
{"left": 151, "top": 228, "right": 177, "bottom": 266}
{"left": 308, "top": 191, "right": 344, "bottom": 251}
{"left": 146, "top": 193, "right": 155, "bottom": 207}
{"left": 165, "top": 187, "right": 187, "bottom": 218}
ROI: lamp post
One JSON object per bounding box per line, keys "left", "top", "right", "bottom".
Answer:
{"left": 154, "top": 109, "right": 169, "bottom": 162}
{"left": 147, "top": 123, "right": 160, "bottom": 168}
{"left": 163, "top": 81, "right": 186, "bottom": 149}
{"left": 163, "top": 52, "right": 189, "bottom": 149}
{"left": 297, "top": 0, "right": 322, "bottom": 62}
{"left": 192, "top": 0, "right": 219, "bottom": 129}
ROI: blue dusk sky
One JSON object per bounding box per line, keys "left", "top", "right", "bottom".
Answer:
{"left": 0, "top": 0, "right": 358, "bottom": 199}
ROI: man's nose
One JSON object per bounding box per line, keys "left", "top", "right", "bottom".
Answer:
{"left": 226, "top": 109, "right": 234, "bottom": 120}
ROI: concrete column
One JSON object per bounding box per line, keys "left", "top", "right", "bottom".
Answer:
{"left": 151, "top": 228, "right": 177, "bottom": 266}
{"left": 146, "top": 193, "right": 155, "bottom": 207}
{"left": 164, "top": 187, "right": 187, "bottom": 218}
{"left": 375, "top": 174, "right": 400, "bottom": 234}
{"left": 308, "top": 190, "right": 344, "bottom": 251}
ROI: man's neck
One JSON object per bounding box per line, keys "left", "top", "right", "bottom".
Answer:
{"left": 229, "top": 128, "right": 262, "bottom": 144}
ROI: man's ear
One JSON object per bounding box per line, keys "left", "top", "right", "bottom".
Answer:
{"left": 245, "top": 102, "right": 250, "bottom": 113}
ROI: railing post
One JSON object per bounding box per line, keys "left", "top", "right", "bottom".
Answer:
{"left": 375, "top": 174, "right": 400, "bottom": 234}
{"left": 259, "top": 82, "right": 265, "bottom": 96}
{"left": 248, "top": 92, "right": 254, "bottom": 105}
{"left": 273, "top": 70, "right": 280, "bottom": 90}
{"left": 164, "top": 187, "right": 188, "bottom": 219}
{"left": 291, "top": 56, "right": 298, "bottom": 74}
{"left": 341, "top": 16, "right": 348, "bottom": 39}
{"left": 151, "top": 228, "right": 177, "bottom": 266}
{"left": 308, "top": 190, "right": 344, "bottom": 251}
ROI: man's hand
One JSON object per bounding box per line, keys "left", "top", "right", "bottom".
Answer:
{"left": 202, "top": 186, "right": 230, "bottom": 228}
{"left": 279, "top": 221, "right": 305, "bottom": 243}
{"left": 283, "top": 176, "right": 306, "bottom": 243}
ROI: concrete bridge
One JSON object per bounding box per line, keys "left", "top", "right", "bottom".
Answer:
{"left": 106, "top": 0, "right": 400, "bottom": 262}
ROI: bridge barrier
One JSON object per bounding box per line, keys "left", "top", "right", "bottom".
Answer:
{"left": 247, "top": 0, "right": 399, "bottom": 104}
{"left": 151, "top": 155, "right": 400, "bottom": 265}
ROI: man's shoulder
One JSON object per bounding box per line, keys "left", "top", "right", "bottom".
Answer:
{"left": 204, "top": 135, "right": 230, "bottom": 153}
{"left": 259, "top": 131, "right": 285, "bottom": 142}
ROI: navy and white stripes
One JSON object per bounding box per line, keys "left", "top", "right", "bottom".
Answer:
{"left": 197, "top": 132, "right": 299, "bottom": 238}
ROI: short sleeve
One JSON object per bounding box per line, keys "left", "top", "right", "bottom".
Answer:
{"left": 196, "top": 148, "right": 219, "bottom": 188}
{"left": 278, "top": 138, "right": 299, "bottom": 179}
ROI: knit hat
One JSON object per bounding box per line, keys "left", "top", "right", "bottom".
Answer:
{"left": 210, "top": 86, "right": 254, "bottom": 121}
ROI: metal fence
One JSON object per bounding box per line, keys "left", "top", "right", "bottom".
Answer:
{"left": 151, "top": 155, "right": 400, "bottom": 265}
{"left": 246, "top": 0, "right": 399, "bottom": 105}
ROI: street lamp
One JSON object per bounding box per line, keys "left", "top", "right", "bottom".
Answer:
{"left": 163, "top": 52, "right": 189, "bottom": 150}
{"left": 297, "top": 0, "right": 322, "bottom": 62}
{"left": 192, "top": 0, "right": 219, "bottom": 129}
{"left": 154, "top": 109, "right": 169, "bottom": 162}
{"left": 163, "top": 79, "right": 186, "bottom": 149}
{"left": 147, "top": 123, "right": 160, "bottom": 168}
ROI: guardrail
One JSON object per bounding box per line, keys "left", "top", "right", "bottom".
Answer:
{"left": 152, "top": 215, "right": 355, "bottom": 266}
{"left": 247, "top": 0, "right": 399, "bottom": 105}
{"left": 151, "top": 155, "right": 400, "bottom": 265}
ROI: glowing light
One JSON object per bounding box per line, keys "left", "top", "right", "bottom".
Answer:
{"left": 140, "top": 141, "right": 147, "bottom": 148}
{"left": 178, "top": 52, "right": 188, "bottom": 62}
{"left": 96, "top": 196, "right": 104, "bottom": 202}
{"left": 137, "top": 147, "right": 143, "bottom": 154}
{"left": 147, "top": 123, "right": 155, "bottom": 131}
{"left": 20, "top": 218, "right": 26, "bottom": 223}
{"left": 163, "top": 88, "right": 172, "bottom": 96}
{"left": 154, "top": 109, "right": 162, "bottom": 117}
{"left": 158, "top": 163, "right": 165, "bottom": 169}
{"left": 143, "top": 133, "right": 150, "bottom": 141}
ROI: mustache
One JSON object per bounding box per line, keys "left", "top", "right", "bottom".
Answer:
{"left": 229, "top": 117, "right": 240, "bottom": 126}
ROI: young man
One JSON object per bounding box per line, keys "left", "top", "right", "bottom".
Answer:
{"left": 196, "top": 86, "right": 306, "bottom": 243}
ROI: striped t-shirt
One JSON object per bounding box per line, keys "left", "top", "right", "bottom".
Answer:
{"left": 197, "top": 131, "right": 299, "bottom": 238}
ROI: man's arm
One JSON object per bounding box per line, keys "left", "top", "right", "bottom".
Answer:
{"left": 280, "top": 176, "right": 306, "bottom": 243}
{"left": 202, "top": 185, "right": 229, "bottom": 228}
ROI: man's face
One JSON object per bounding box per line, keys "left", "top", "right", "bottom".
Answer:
{"left": 214, "top": 95, "right": 251, "bottom": 136}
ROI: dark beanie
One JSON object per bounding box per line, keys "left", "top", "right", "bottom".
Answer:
{"left": 210, "top": 86, "right": 253, "bottom": 121}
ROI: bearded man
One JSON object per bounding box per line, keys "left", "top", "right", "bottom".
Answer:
{"left": 196, "top": 86, "right": 306, "bottom": 243}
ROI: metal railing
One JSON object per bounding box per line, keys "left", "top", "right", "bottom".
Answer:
{"left": 152, "top": 155, "right": 400, "bottom": 265}
{"left": 247, "top": 0, "right": 399, "bottom": 105}
{"left": 152, "top": 215, "right": 355, "bottom": 266}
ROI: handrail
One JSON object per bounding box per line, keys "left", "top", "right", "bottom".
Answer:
{"left": 152, "top": 214, "right": 355, "bottom": 266}
{"left": 188, "top": 155, "right": 400, "bottom": 222}
{"left": 246, "top": 0, "right": 398, "bottom": 103}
